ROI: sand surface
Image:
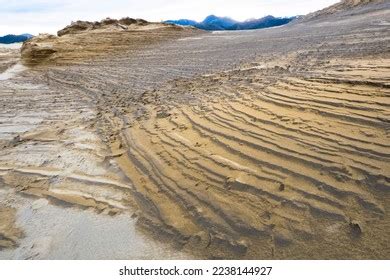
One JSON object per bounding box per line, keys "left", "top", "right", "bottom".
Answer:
{"left": 0, "top": 2, "right": 389, "bottom": 259}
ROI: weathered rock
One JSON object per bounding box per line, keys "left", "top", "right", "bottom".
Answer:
{"left": 21, "top": 34, "right": 57, "bottom": 65}
{"left": 20, "top": 17, "right": 201, "bottom": 66}
{"left": 57, "top": 20, "right": 95, "bottom": 36}
{"left": 119, "top": 17, "right": 137, "bottom": 25}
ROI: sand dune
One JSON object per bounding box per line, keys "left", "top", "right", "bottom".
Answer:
{"left": 0, "top": 1, "right": 389, "bottom": 259}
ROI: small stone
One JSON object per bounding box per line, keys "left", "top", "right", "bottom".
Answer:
{"left": 131, "top": 211, "right": 139, "bottom": 219}
{"left": 349, "top": 220, "right": 363, "bottom": 237}
{"left": 226, "top": 177, "right": 235, "bottom": 184}
{"left": 156, "top": 110, "right": 171, "bottom": 118}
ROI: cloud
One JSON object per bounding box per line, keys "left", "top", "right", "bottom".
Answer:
{"left": 0, "top": 1, "right": 65, "bottom": 13}
{"left": 0, "top": 0, "right": 339, "bottom": 36}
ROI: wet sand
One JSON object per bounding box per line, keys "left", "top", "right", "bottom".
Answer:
{"left": 0, "top": 190, "right": 189, "bottom": 259}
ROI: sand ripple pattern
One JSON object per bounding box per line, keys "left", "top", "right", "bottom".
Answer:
{"left": 1, "top": 2, "right": 389, "bottom": 259}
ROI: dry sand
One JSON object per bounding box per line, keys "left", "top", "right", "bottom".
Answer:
{"left": 0, "top": 2, "right": 389, "bottom": 259}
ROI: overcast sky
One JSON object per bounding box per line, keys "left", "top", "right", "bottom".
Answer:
{"left": 0, "top": 0, "right": 340, "bottom": 35}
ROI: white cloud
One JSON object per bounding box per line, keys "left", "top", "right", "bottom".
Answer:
{"left": 0, "top": 0, "right": 340, "bottom": 35}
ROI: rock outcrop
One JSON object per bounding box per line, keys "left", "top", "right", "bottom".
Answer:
{"left": 57, "top": 17, "right": 148, "bottom": 36}
{"left": 20, "top": 17, "right": 202, "bottom": 66}
{"left": 20, "top": 34, "right": 57, "bottom": 65}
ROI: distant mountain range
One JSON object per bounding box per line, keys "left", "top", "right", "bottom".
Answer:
{"left": 0, "top": 34, "right": 33, "bottom": 44}
{"left": 165, "top": 15, "right": 295, "bottom": 31}
{"left": 0, "top": 15, "right": 294, "bottom": 44}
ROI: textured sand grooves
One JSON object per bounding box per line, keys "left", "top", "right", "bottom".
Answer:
{"left": 1, "top": 1, "right": 389, "bottom": 259}
{"left": 101, "top": 56, "right": 389, "bottom": 259}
